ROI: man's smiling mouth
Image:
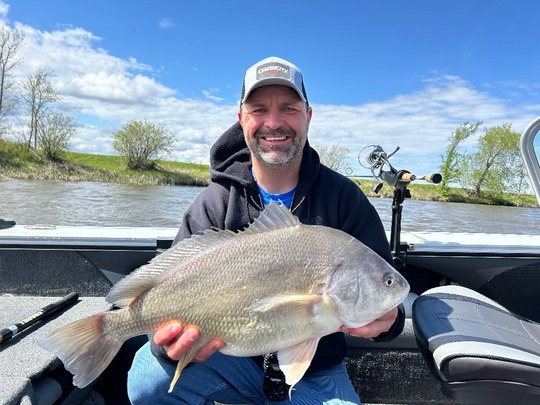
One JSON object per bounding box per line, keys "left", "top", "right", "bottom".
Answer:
{"left": 262, "top": 135, "right": 288, "bottom": 141}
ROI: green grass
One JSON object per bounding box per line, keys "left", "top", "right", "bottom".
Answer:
{"left": 352, "top": 178, "right": 538, "bottom": 207}
{"left": 1, "top": 139, "right": 537, "bottom": 206}
{"left": 0, "top": 139, "right": 210, "bottom": 186}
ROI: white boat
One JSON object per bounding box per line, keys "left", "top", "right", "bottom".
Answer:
{"left": 1, "top": 116, "right": 539, "bottom": 405}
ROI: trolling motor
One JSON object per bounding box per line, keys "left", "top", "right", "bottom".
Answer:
{"left": 360, "top": 145, "right": 442, "bottom": 269}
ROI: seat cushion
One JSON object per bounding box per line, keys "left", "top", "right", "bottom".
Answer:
{"left": 412, "top": 285, "right": 540, "bottom": 405}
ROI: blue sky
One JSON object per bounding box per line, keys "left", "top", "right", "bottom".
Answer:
{"left": 3, "top": 0, "right": 540, "bottom": 176}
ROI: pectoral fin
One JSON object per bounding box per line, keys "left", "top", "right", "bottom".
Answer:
{"left": 168, "top": 346, "right": 198, "bottom": 393}
{"left": 249, "top": 294, "right": 322, "bottom": 319}
{"left": 277, "top": 338, "right": 320, "bottom": 393}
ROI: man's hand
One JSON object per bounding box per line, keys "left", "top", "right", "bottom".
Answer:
{"left": 154, "top": 322, "right": 225, "bottom": 362}
{"left": 340, "top": 307, "right": 398, "bottom": 339}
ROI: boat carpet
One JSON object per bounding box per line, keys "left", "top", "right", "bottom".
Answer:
{"left": 0, "top": 295, "right": 110, "bottom": 404}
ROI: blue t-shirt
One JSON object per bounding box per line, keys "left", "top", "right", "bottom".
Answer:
{"left": 257, "top": 185, "right": 296, "bottom": 208}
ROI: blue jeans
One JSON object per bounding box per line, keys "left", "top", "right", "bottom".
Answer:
{"left": 127, "top": 341, "right": 361, "bottom": 405}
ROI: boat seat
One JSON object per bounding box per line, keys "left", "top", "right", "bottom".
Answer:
{"left": 412, "top": 285, "right": 540, "bottom": 405}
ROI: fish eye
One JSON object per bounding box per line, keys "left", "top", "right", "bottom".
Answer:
{"left": 384, "top": 273, "right": 395, "bottom": 287}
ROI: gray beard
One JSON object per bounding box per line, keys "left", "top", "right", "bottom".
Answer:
{"left": 252, "top": 129, "right": 306, "bottom": 171}
{"left": 254, "top": 144, "right": 302, "bottom": 170}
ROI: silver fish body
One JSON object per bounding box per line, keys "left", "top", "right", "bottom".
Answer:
{"left": 40, "top": 202, "right": 409, "bottom": 394}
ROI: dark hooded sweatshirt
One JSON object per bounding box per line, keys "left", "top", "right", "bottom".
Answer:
{"left": 154, "top": 121, "right": 405, "bottom": 374}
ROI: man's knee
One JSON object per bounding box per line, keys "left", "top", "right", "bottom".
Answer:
{"left": 127, "top": 342, "right": 172, "bottom": 403}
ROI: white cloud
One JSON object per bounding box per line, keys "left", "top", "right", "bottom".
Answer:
{"left": 202, "top": 88, "right": 224, "bottom": 102}
{"left": 159, "top": 19, "right": 174, "bottom": 29}
{"left": 61, "top": 71, "right": 175, "bottom": 103}
{"left": 309, "top": 76, "right": 539, "bottom": 177}
{"left": 5, "top": 12, "right": 540, "bottom": 174}
{"left": 0, "top": 1, "right": 8, "bottom": 21}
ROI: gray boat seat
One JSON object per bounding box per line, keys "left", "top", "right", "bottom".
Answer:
{"left": 412, "top": 285, "right": 540, "bottom": 405}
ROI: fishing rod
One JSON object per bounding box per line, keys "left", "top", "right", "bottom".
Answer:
{"left": 0, "top": 292, "right": 79, "bottom": 344}
{"left": 359, "top": 145, "right": 442, "bottom": 269}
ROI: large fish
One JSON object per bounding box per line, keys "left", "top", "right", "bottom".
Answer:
{"left": 39, "top": 202, "right": 409, "bottom": 395}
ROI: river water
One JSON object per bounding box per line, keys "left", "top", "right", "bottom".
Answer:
{"left": 0, "top": 177, "right": 538, "bottom": 235}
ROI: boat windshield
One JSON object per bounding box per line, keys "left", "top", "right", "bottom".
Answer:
{"left": 521, "top": 116, "right": 540, "bottom": 205}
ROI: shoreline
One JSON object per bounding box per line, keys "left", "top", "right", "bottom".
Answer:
{"left": 2, "top": 170, "right": 537, "bottom": 208}
{"left": 0, "top": 141, "right": 537, "bottom": 208}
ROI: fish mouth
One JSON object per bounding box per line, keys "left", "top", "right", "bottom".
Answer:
{"left": 388, "top": 286, "right": 411, "bottom": 311}
{"left": 390, "top": 292, "right": 410, "bottom": 309}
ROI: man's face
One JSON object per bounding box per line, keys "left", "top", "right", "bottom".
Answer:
{"left": 238, "top": 85, "right": 312, "bottom": 171}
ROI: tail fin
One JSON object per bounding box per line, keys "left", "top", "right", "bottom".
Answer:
{"left": 39, "top": 313, "right": 122, "bottom": 388}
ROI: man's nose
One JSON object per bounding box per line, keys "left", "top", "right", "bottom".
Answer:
{"left": 264, "top": 110, "right": 285, "bottom": 130}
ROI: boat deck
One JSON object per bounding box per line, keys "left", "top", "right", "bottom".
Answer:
{"left": 0, "top": 295, "right": 110, "bottom": 404}
{"left": 0, "top": 226, "right": 479, "bottom": 404}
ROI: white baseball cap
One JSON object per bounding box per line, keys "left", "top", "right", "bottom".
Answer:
{"left": 240, "top": 56, "right": 308, "bottom": 104}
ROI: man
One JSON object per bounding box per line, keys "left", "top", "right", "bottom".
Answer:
{"left": 128, "top": 56, "right": 405, "bottom": 404}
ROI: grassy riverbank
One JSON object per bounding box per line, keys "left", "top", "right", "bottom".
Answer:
{"left": 1, "top": 139, "right": 537, "bottom": 207}
{"left": 0, "top": 140, "right": 209, "bottom": 186}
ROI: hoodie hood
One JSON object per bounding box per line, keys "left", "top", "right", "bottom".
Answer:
{"left": 210, "top": 122, "right": 252, "bottom": 188}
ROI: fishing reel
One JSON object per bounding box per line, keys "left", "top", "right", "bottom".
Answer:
{"left": 359, "top": 145, "right": 442, "bottom": 195}
{"left": 359, "top": 145, "right": 442, "bottom": 269}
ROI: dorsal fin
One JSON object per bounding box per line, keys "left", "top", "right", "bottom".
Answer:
{"left": 106, "top": 201, "right": 300, "bottom": 307}
{"left": 106, "top": 229, "right": 237, "bottom": 307}
{"left": 241, "top": 201, "right": 300, "bottom": 235}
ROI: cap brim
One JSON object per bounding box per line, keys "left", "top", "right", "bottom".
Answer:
{"left": 241, "top": 78, "right": 307, "bottom": 104}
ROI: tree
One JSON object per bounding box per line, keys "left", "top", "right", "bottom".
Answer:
{"left": 502, "top": 157, "right": 532, "bottom": 205}
{"left": 38, "top": 111, "right": 77, "bottom": 161}
{"left": 458, "top": 123, "right": 521, "bottom": 197}
{"left": 315, "top": 144, "right": 350, "bottom": 174}
{"left": 20, "top": 67, "right": 60, "bottom": 149}
{"left": 439, "top": 121, "right": 481, "bottom": 195}
{"left": 0, "top": 26, "right": 25, "bottom": 136}
{"left": 112, "top": 119, "right": 176, "bottom": 170}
